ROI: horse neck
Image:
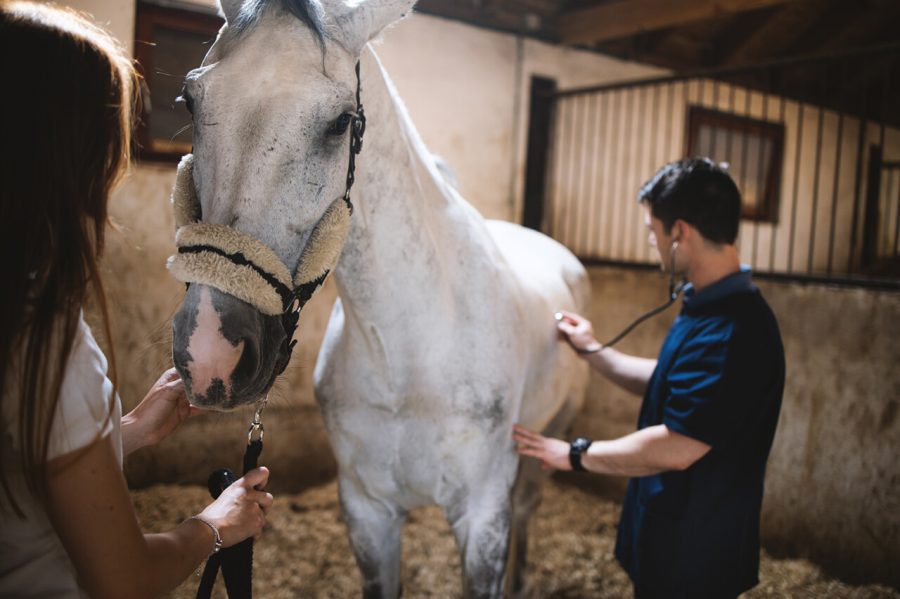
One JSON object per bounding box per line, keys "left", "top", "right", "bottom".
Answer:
{"left": 333, "top": 47, "right": 491, "bottom": 325}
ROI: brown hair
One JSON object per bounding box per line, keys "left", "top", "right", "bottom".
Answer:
{"left": 0, "top": 1, "right": 139, "bottom": 515}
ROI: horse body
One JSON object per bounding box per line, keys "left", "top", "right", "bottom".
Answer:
{"left": 169, "top": 1, "right": 590, "bottom": 596}
{"left": 314, "top": 49, "right": 589, "bottom": 597}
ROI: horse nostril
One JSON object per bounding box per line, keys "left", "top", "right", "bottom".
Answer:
{"left": 232, "top": 336, "right": 261, "bottom": 390}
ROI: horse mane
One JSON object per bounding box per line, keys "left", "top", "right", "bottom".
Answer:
{"left": 231, "top": 0, "right": 326, "bottom": 47}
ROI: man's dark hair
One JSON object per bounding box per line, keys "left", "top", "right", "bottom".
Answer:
{"left": 638, "top": 158, "right": 741, "bottom": 244}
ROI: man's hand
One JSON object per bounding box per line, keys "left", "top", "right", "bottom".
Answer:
{"left": 512, "top": 424, "right": 572, "bottom": 471}
{"left": 122, "top": 368, "right": 203, "bottom": 455}
{"left": 556, "top": 310, "right": 602, "bottom": 354}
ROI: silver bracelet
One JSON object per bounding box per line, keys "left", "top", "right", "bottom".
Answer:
{"left": 189, "top": 515, "right": 222, "bottom": 556}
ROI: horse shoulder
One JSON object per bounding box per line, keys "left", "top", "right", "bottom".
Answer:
{"left": 484, "top": 220, "right": 590, "bottom": 313}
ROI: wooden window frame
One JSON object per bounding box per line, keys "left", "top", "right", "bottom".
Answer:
{"left": 685, "top": 105, "right": 785, "bottom": 223}
{"left": 134, "top": 2, "right": 222, "bottom": 162}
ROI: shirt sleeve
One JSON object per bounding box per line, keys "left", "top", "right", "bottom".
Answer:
{"left": 662, "top": 318, "right": 734, "bottom": 447}
{"left": 47, "top": 316, "right": 116, "bottom": 460}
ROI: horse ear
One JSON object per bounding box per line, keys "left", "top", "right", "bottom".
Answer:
{"left": 325, "top": 0, "right": 416, "bottom": 54}
{"left": 218, "top": 0, "right": 243, "bottom": 24}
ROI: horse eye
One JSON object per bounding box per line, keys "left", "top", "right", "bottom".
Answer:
{"left": 178, "top": 86, "right": 195, "bottom": 116}
{"left": 327, "top": 112, "right": 353, "bottom": 136}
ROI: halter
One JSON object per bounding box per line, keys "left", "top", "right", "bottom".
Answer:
{"left": 168, "top": 61, "right": 366, "bottom": 375}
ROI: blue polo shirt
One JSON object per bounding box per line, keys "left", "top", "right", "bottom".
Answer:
{"left": 614, "top": 269, "right": 784, "bottom": 598}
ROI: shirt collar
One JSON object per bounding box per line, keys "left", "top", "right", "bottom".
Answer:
{"left": 681, "top": 265, "right": 754, "bottom": 311}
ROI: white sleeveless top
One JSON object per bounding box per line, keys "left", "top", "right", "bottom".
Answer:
{"left": 0, "top": 314, "right": 122, "bottom": 598}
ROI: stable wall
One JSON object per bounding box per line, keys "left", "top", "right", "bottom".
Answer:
{"left": 47, "top": 0, "right": 899, "bottom": 589}
{"left": 54, "top": 0, "right": 665, "bottom": 483}
{"left": 549, "top": 80, "right": 900, "bottom": 275}
{"left": 572, "top": 266, "right": 900, "bottom": 589}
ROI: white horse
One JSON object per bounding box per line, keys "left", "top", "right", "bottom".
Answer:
{"left": 169, "top": 1, "right": 590, "bottom": 596}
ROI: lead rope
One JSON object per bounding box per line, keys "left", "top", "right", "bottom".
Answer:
{"left": 196, "top": 397, "right": 267, "bottom": 599}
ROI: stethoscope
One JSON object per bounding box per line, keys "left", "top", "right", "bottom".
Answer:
{"left": 557, "top": 239, "right": 687, "bottom": 353}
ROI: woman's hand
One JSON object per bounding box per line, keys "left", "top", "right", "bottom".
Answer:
{"left": 121, "top": 368, "right": 202, "bottom": 455}
{"left": 512, "top": 424, "right": 572, "bottom": 471}
{"left": 198, "top": 467, "right": 274, "bottom": 547}
{"left": 555, "top": 310, "right": 602, "bottom": 354}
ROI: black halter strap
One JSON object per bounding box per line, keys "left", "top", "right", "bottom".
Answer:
{"left": 343, "top": 60, "right": 365, "bottom": 214}
{"left": 274, "top": 60, "right": 365, "bottom": 375}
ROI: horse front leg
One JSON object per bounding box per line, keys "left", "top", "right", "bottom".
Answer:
{"left": 446, "top": 491, "right": 513, "bottom": 599}
{"left": 339, "top": 476, "right": 407, "bottom": 599}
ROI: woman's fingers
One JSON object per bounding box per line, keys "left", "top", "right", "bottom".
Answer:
{"left": 241, "top": 467, "right": 270, "bottom": 491}
{"left": 157, "top": 367, "right": 180, "bottom": 385}
{"left": 248, "top": 490, "right": 274, "bottom": 514}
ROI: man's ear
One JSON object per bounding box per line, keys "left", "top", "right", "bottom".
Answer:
{"left": 671, "top": 219, "right": 690, "bottom": 243}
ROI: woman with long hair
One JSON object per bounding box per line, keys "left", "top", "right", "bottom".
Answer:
{"left": 0, "top": 2, "right": 273, "bottom": 596}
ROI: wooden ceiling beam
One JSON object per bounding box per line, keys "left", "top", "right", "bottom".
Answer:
{"left": 559, "top": 0, "right": 795, "bottom": 46}
{"left": 703, "top": 6, "right": 782, "bottom": 67}
{"left": 717, "top": 0, "right": 824, "bottom": 67}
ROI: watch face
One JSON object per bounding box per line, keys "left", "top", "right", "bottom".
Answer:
{"left": 572, "top": 437, "right": 591, "bottom": 452}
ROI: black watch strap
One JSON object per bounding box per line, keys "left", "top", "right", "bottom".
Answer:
{"left": 569, "top": 437, "right": 593, "bottom": 472}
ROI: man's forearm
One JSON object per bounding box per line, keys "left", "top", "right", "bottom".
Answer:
{"left": 580, "top": 425, "right": 711, "bottom": 477}
{"left": 584, "top": 348, "right": 657, "bottom": 396}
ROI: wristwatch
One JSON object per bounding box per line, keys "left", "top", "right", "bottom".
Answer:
{"left": 569, "top": 437, "right": 593, "bottom": 472}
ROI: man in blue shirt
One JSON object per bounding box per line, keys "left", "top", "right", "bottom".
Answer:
{"left": 514, "top": 158, "right": 785, "bottom": 598}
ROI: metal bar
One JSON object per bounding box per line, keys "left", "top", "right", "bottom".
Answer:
{"left": 605, "top": 90, "right": 622, "bottom": 257}
{"left": 769, "top": 71, "right": 784, "bottom": 272}
{"left": 879, "top": 61, "right": 893, "bottom": 259}
{"left": 861, "top": 59, "right": 891, "bottom": 266}
{"left": 562, "top": 96, "right": 581, "bottom": 246}
{"left": 826, "top": 61, "right": 849, "bottom": 275}
{"left": 862, "top": 146, "right": 883, "bottom": 267}
{"left": 723, "top": 83, "right": 737, "bottom": 164}
{"left": 788, "top": 101, "right": 804, "bottom": 273}
{"left": 647, "top": 83, "right": 662, "bottom": 261}
{"left": 628, "top": 84, "right": 649, "bottom": 260}
{"left": 769, "top": 75, "right": 786, "bottom": 273}
{"left": 807, "top": 104, "right": 826, "bottom": 274}
{"left": 752, "top": 69, "right": 769, "bottom": 270}
{"left": 738, "top": 83, "right": 753, "bottom": 258}
{"left": 586, "top": 92, "right": 604, "bottom": 258}
{"left": 665, "top": 81, "right": 676, "bottom": 160}
{"left": 579, "top": 93, "right": 598, "bottom": 255}
{"left": 709, "top": 80, "right": 720, "bottom": 158}
{"left": 575, "top": 94, "right": 593, "bottom": 255}
{"left": 613, "top": 88, "right": 635, "bottom": 259}
{"left": 576, "top": 259, "right": 900, "bottom": 291}
{"left": 599, "top": 91, "right": 614, "bottom": 258}
{"left": 553, "top": 41, "right": 900, "bottom": 99}
{"left": 847, "top": 73, "right": 870, "bottom": 274}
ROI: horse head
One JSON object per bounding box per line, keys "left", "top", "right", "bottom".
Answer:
{"left": 169, "top": 0, "right": 414, "bottom": 410}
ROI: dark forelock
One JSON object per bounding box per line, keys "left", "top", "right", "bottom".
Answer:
{"left": 232, "top": 0, "right": 325, "bottom": 46}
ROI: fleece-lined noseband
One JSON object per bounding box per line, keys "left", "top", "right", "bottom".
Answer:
{"left": 167, "top": 62, "right": 366, "bottom": 375}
